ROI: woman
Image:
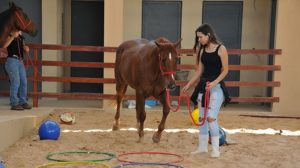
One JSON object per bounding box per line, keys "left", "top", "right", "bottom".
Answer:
{"left": 3, "top": 31, "right": 32, "bottom": 110}
{"left": 182, "top": 24, "right": 229, "bottom": 157}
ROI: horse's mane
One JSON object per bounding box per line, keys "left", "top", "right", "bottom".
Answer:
{"left": 0, "top": 8, "right": 14, "bottom": 38}
{"left": 155, "top": 37, "right": 171, "bottom": 44}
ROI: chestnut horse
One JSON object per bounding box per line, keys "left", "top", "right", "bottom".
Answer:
{"left": 113, "top": 37, "right": 181, "bottom": 143}
{"left": 0, "top": 2, "right": 37, "bottom": 48}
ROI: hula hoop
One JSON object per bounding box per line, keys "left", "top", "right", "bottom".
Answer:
{"left": 113, "top": 162, "right": 184, "bottom": 168}
{"left": 46, "top": 151, "right": 115, "bottom": 162}
{"left": 117, "top": 152, "right": 184, "bottom": 164}
{"left": 36, "top": 161, "right": 111, "bottom": 168}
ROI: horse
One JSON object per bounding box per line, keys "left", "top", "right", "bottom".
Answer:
{"left": 0, "top": 2, "right": 37, "bottom": 48}
{"left": 113, "top": 37, "right": 181, "bottom": 143}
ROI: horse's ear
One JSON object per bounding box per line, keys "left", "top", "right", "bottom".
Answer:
{"left": 155, "top": 41, "right": 163, "bottom": 49}
{"left": 173, "top": 38, "right": 182, "bottom": 49}
{"left": 9, "top": 2, "right": 16, "bottom": 9}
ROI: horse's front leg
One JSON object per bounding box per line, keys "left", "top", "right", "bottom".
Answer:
{"left": 136, "top": 90, "right": 146, "bottom": 143}
{"left": 152, "top": 92, "right": 170, "bottom": 143}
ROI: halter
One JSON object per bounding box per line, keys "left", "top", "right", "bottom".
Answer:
{"left": 158, "top": 53, "right": 176, "bottom": 75}
{"left": 15, "top": 11, "right": 32, "bottom": 31}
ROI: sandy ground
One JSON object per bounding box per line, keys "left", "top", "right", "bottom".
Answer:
{"left": 0, "top": 107, "right": 300, "bottom": 168}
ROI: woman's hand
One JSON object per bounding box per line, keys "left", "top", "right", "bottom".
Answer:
{"left": 206, "top": 80, "right": 218, "bottom": 90}
{"left": 10, "top": 31, "right": 20, "bottom": 38}
{"left": 24, "top": 45, "right": 30, "bottom": 53}
{"left": 182, "top": 83, "right": 190, "bottom": 93}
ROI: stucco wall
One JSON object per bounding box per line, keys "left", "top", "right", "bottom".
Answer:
{"left": 103, "top": 0, "right": 124, "bottom": 107}
{"left": 122, "top": 0, "right": 272, "bottom": 98}
{"left": 272, "top": 0, "right": 300, "bottom": 115}
{"left": 240, "top": 0, "right": 272, "bottom": 97}
{"left": 42, "top": 0, "right": 64, "bottom": 93}
{"left": 39, "top": 0, "right": 300, "bottom": 115}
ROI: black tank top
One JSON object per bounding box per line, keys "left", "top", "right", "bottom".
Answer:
{"left": 201, "top": 44, "right": 222, "bottom": 81}
{"left": 7, "top": 36, "right": 24, "bottom": 59}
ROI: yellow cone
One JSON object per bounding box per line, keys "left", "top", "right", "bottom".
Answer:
{"left": 191, "top": 108, "right": 199, "bottom": 125}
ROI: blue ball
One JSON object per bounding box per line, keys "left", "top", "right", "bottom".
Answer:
{"left": 0, "top": 163, "right": 5, "bottom": 168}
{"left": 209, "top": 127, "right": 227, "bottom": 146}
{"left": 38, "top": 120, "right": 60, "bottom": 140}
{"left": 218, "top": 127, "right": 226, "bottom": 146}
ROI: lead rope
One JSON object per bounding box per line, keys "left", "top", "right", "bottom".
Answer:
{"left": 166, "top": 82, "right": 211, "bottom": 126}
{"left": 17, "top": 38, "right": 40, "bottom": 75}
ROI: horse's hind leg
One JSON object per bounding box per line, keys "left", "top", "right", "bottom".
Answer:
{"left": 112, "top": 83, "right": 127, "bottom": 131}
{"left": 152, "top": 92, "right": 170, "bottom": 143}
{"left": 136, "top": 90, "right": 146, "bottom": 143}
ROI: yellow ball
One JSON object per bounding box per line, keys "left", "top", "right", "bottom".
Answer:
{"left": 191, "top": 108, "right": 199, "bottom": 125}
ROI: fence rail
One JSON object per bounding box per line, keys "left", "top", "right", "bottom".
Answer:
{"left": 0, "top": 43, "right": 281, "bottom": 107}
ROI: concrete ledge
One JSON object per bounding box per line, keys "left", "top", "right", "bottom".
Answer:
{"left": 0, "top": 106, "right": 53, "bottom": 152}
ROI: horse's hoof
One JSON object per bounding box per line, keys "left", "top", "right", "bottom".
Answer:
{"left": 112, "top": 125, "right": 119, "bottom": 131}
{"left": 136, "top": 137, "right": 144, "bottom": 143}
{"left": 152, "top": 132, "right": 161, "bottom": 143}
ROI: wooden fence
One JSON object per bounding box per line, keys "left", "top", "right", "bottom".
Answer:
{"left": 0, "top": 44, "right": 281, "bottom": 107}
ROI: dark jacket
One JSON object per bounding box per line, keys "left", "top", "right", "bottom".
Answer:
{"left": 190, "top": 78, "right": 231, "bottom": 107}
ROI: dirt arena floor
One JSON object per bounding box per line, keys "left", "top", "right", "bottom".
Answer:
{"left": 0, "top": 107, "right": 300, "bottom": 168}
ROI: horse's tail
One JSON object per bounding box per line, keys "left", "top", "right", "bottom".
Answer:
{"left": 115, "top": 46, "right": 123, "bottom": 63}
{"left": 114, "top": 46, "right": 124, "bottom": 79}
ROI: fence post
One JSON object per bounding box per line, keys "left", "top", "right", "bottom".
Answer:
{"left": 33, "top": 48, "right": 39, "bottom": 107}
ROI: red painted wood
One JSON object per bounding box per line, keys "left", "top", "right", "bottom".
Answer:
{"left": 0, "top": 44, "right": 282, "bottom": 107}
{"left": 0, "top": 91, "right": 279, "bottom": 103}
{"left": 33, "top": 49, "right": 39, "bottom": 107}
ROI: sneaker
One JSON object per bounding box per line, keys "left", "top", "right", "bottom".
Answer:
{"left": 21, "top": 103, "right": 32, "bottom": 109}
{"left": 191, "top": 149, "right": 208, "bottom": 155}
{"left": 210, "top": 150, "right": 220, "bottom": 158}
{"left": 210, "top": 136, "right": 220, "bottom": 158}
{"left": 11, "top": 105, "right": 24, "bottom": 111}
{"left": 191, "top": 135, "right": 209, "bottom": 155}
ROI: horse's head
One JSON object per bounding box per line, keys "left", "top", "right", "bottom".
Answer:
{"left": 9, "top": 2, "right": 37, "bottom": 37}
{"left": 155, "top": 37, "right": 182, "bottom": 90}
